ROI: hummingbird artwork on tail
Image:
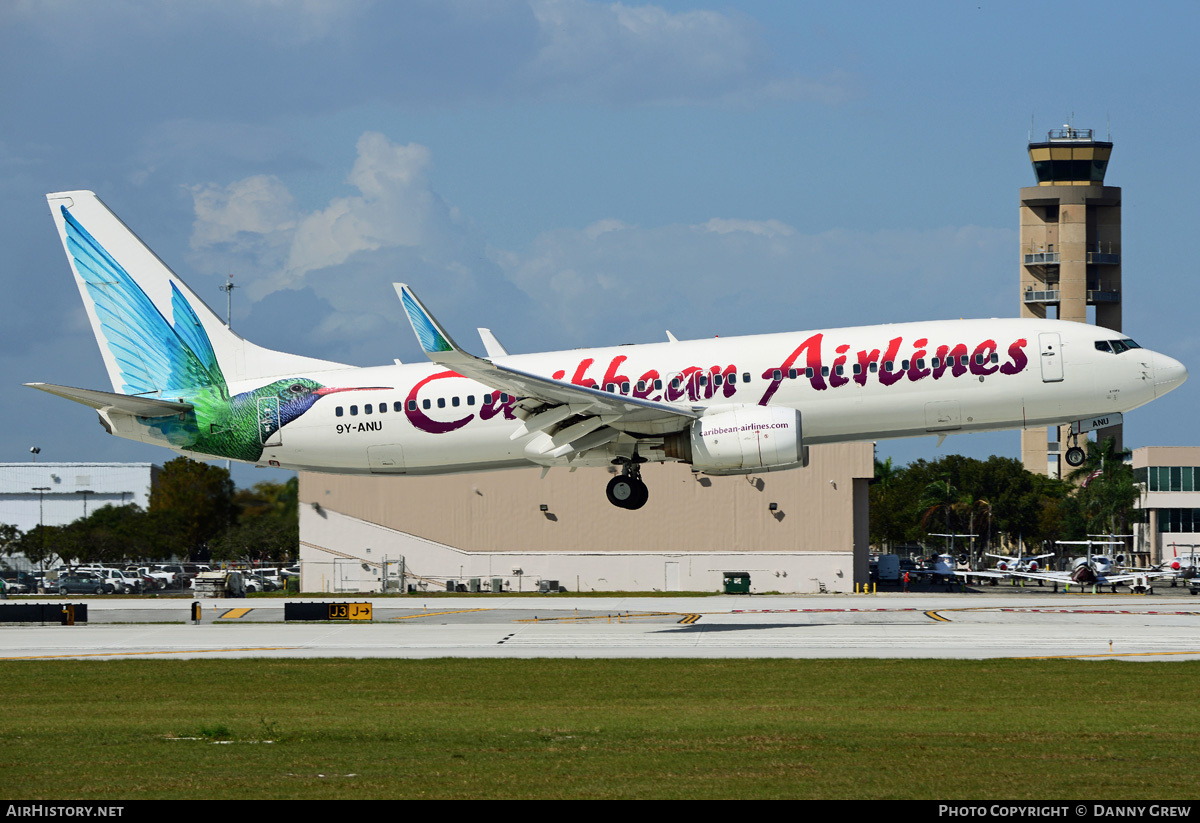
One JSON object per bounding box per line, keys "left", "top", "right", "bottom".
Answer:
{"left": 45, "top": 201, "right": 386, "bottom": 463}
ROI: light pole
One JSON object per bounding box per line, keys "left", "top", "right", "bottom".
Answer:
{"left": 80, "top": 489, "right": 94, "bottom": 519}
{"left": 32, "top": 487, "right": 49, "bottom": 584}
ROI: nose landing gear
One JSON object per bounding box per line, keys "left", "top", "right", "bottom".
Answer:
{"left": 606, "top": 457, "right": 649, "bottom": 510}
{"left": 1064, "top": 432, "right": 1086, "bottom": 468}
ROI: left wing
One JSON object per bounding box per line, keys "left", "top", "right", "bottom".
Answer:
{"left": 396, "top": 284, "right": 699, "bottom": 457}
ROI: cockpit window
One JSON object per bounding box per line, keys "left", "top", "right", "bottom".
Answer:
{"left": 1097, "top": 338, "right": 1141, "bottom": 354}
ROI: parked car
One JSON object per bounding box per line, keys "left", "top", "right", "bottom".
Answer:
{"left": 156, "top": 564, "right": 198, "bottom": 589}
{"left": 0, "top": 571, "right": 37, "bottom": 594}
{"left": 55, "top": 575, "right": 105, "bottom": 595}
{"left": 244, "top": 573, "right": 279, "bottom": 593}
{"left": 86, "top": 568, "right": 131, "bottom": 594}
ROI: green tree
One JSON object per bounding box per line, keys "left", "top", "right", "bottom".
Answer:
{"left": 1067, "top": 438, "right": 1138, "bottom": 537}
{"left": 149, "top": 457, "right": 236, "bottom": 560}
{"left": 209, "top": 478, "right": 299, "bottom": 564}
{"left": 0, "top": 524, "right": 22, "bottom": 560}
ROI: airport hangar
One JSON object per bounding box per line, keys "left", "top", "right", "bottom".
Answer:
{"left": 297, "top": 442, "right": 874, "bottom": 595}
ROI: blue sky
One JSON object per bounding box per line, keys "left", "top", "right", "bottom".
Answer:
{"left": 2, "top": 0, "right": 1198, "bottom": 488}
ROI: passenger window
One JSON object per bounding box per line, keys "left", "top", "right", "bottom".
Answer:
{"left": 423, "top": 399, "right": 431, "bottom": 410}
{"left": 884, "top": 361, "right": 893, "bottom": 371}
{"left": 915, "top": 359, "right": 924, "bottom": 370}
{"left": 452, "top": 396, "right": 460, "bottom": 407}
{"left": 931, "top": 357, "right": 940, "bottom": 369}
{"left": 378, "top": 403, "right": 387, "bottom": 413}
{"left": 960, "top": 355, "right": 969, "bottom": 366}
{"left": 742, "top": 372, "right": 751, "bottom": 383}
{"left": 621, "top": 382, "right": 630, "bottom": 393}
{"left": 805, "top": 367, "right": 814, "bottom": 379}
{"left": 437, "top": 398, "right": 445, "bottom": 408}
{"left": 772, "top": 369, "right": 782, "bottom": 381}
{"left": 711, "top": 375, "right": 721, "bottom": 387}
{"left": 335, "top": 407, "right": 343, "bottom": 417}
{"left": 655, "top": 379, "right": 664, "bottom": 390}
{"left": 869, "top": 363, "right": 878, "bottom": 373}
{"left": 636, "top": 381, "right": 646, "bottom": 392}
{"left": 467, "top": 395, "right": 475, "bottom": 406}
{"left": 835, "top": 365, "right": 844, "bottom": 376}
{"left": 901, "top": 360, "right": 910, "bottom": 371}
{"left": 698, "top": 375, "right": 708, "bottom": 387}
{"left": 350, "top": 405, "right": 358, "bottom": 416}
{"left": 483, "top": 393, "right": 493, "bottom": 404}
{"left": 990, "top": 353, "right": 999, "bottom": 364}
{"left": 788, "top": 368, "right": 798, "bottom": 379}
{"left": 407, "top": 400, "right": 417, "bottom": 411}
{"left": 821, "top": 366, "right": 829, "bottom": 377}
{"left": 853, "top": 363, "right": 862, "bottom": 375}
{"left": 394, "top": 401, "right": 403, "bottom": 412}
{"left": 728, "top": 373, "right": 737, "bottom": 385}
{"left": 365, "top": 404, "right": 372, "bottom": 414}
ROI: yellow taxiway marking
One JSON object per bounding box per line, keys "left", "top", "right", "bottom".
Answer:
{"left": 391, "top": 608, "right": 493, "bottom": 620}
{"left": 219, "top": 608, "right": 253, "bottom": 619}
{"left": 924, "top": 611, "right": 952, "bottom": 622}
{"left": 0, "top": 647, "right": 301, "bottom": 661}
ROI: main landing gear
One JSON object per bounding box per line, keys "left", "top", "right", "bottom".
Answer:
{"left": 606, "top": 456, "right": 649, "bottom": 510}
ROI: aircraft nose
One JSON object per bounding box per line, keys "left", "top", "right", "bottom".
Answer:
{"left": 1154, "top": 353, "right": 1188, "bottom": 396}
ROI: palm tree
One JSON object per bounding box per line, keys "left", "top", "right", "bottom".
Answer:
{"left": 1066, "top": 438, "right": 1138, "bottom": 540}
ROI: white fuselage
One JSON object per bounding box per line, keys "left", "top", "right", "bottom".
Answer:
{"left": 131, "top": 316, "right": 1181, "bottom": 476}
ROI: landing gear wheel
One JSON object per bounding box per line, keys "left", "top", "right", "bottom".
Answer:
{"left": 1065, "top": 446, "right": 1086, "bottom": 467}
{"left": 606, "top": 475, "right": 649, "bottom": 510}
{"left": 606, "top": 475, "right": 636, "bottom": 507}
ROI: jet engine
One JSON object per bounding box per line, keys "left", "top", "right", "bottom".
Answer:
{"left": 664, "top": 406, "right": 806, "bottom": 474}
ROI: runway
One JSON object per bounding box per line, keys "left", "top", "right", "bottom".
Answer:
{"left": 3, "top": 592, "right": 1200, "bottom": 661}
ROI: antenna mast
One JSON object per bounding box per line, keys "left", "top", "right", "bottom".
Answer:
{"left": 219, "top": 272, "right": 238, "bottom": 330}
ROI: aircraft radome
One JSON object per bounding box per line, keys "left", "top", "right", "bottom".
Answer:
{"left": 28, "top": 191, "right": 1188, "bottom": 509}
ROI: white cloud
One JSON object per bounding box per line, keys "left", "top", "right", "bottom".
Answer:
{"left": 504, "top": 219, "right": 1017, "bottom": 344}
{"left": 518, "top": 0, "right": 851, "bottom": 106}
{"left": 189, "top": 131, "right": 1015, "bottom": 358}
{"left": 191, "top": 132, "right": 470, "bottom": 302}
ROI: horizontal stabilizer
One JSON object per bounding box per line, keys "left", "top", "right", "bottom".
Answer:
{"left": 25, "top": 383, "right": 193, "bottom": 417}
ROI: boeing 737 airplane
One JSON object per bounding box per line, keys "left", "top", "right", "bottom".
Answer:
{"left": 28, "top": 191, "right": 1189, "bottom": 509}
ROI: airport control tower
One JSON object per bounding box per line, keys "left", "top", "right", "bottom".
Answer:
{"left": 1019, "top": 126, "right": 1122, "bottom": 477}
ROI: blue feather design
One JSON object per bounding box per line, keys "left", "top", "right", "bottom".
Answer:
{"left": 61, "top": 206, "right": 226, "bottom": 400}
{"left": 401, "top": 288, "right": 452, "bottom": 353}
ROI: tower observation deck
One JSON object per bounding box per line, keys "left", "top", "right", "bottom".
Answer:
{"left": 1019, "top": 126, "right": 1122, "bottom": 476}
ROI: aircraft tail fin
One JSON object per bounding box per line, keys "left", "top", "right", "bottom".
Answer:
{"left": 45, "top": 191, "right": 347, "bottom": 399}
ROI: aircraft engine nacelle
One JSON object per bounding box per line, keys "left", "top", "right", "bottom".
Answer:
{"left": 664, "top": 406, "right": 805, "bottom": 474}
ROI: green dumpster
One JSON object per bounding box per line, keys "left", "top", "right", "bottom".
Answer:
{"left": 723, "top": 572, "right": 751, "bottom": 594}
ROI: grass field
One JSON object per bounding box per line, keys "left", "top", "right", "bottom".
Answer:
{"left": 3, "top": 658, "right": 1198, "bottom": 800}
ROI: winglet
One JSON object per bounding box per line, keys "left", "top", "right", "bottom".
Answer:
{"left": 478, "top": 328, "right": 509, "bottom": 358}
{"left": 395, "top": 284, "right": 460, "bottom": 356}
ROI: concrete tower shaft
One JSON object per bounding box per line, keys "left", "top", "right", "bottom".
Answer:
{"left": 1019, "top": 127, "right": 1123, "bottom": 476}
